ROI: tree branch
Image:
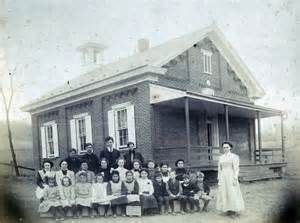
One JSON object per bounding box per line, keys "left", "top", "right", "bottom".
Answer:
{"left": 7, "top": 75, "right": 14, "bottom": 112}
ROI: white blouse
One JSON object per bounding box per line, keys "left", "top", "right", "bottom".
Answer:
{"left": 137, "top": 178, "right": 154, "bottom": 195}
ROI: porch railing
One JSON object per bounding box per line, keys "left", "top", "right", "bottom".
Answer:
{"left": 258, "top": 148, "right": 284, "bottom": 164}
{"left": 154, "top": 146, "right": 220, "bottom": 167}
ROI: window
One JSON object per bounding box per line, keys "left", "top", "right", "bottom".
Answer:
{"left": 201, "top": 49, "right": 212, "bottom": 74}
{"left": 117, "top": 109, "right": 128, "bottom": 147}
{"left": 77, "top": 118, "right": 87, "bottom": 151}
{"left": 70, "top": 113, "right": 92, "bottom": 153}
{"left": 108, "top": 102, "right": 136, "bottom": 149}
{"left": 40, "top": 121, "right": 59, "bottom": 158}
{"left": 46, "top": 125, "right": 54, "bottom": 156}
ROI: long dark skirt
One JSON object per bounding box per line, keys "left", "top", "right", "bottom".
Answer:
{"left": 110, "top": 195, "right": 128, "bottom": 206}
{"left": 140, "top": 195, "right": 158, "bottom": 210}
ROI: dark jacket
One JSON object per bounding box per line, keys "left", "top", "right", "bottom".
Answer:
{"left": 153, "top": 181, "right": 169, "bottom": 199}
{"left": 181, "top": 182, "right": 200, "bottom": 197}
{"left": 98, "top": 167, "right": 111, "bottom": 182}
{"left": 99, "top": 148, "right": 120, "bottom": 169}
{"left": 81, "top": 153, "right": 99, "bottom": 173}
{"left": 167, "top": 178, "right": 181, "bottom": 195}
{"left": 121, "top": 180, "right": 139, "bottom": 195}
{"left": 175, "top": 168, "right": 187, "bottom": 181}
{"left": 65, "top": 156, "right": 81, "bottom": 173}
{"left": 123, "top": 150, "right": 144, "bottom": 169}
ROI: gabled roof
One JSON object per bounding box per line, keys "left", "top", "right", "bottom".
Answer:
{"left": 21, "top": 24, "right": 265, "bottom": 112}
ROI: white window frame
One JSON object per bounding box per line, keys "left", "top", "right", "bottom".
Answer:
{"left": 40, "top": 121, "right": 59, "bottom": 159}
{"left": 70, "top": 113, "right": 93, "bottom": 154}
{"left": 201, "top": 49, "right": 212, "bottom": 74}
{"left": 108, "top": 102, "right": 136, "bottom": 150}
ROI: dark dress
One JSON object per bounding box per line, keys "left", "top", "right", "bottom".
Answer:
{"left": 99, "top": 148, "right": 120, "bottom": 169}
{"left": 98, "top": 167, "right": 111, "bottom": 182}
{"left": 123, "top": 150, "right": 144, "bottom": 169}
{"left": 65, "top": 156, "right": 81, "bottom": 173}
{"left": 81, "top": 153, "right": 99, "bottom": 173}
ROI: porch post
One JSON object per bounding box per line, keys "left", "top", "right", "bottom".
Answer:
{"left": 224, "top": 105, "right": 229, "bottom": 140}
{"left": 280, "top": 113, "right": 285, "bottom": 162}
{"left": 184, "top": 97, "right": 191, "bottom": 166}
{"left": 257, "top": 111, "right": 262, "bottom": 162}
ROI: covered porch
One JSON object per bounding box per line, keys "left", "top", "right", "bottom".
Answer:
{"left": 150, "top": 87, "right": 286, "bottom": 177}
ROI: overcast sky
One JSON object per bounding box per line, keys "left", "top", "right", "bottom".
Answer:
{"left": 1, "top": 0, "right": 299, "bottom": 123}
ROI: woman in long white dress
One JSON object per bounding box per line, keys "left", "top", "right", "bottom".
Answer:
{"left": 216, "top": 141, "right": 245, "bottom": 216}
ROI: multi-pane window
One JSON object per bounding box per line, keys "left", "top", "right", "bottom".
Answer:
{"left": 108, "top": 102, "right": 136, "bottom": 150}
{"left": 201, "top": 49, "right": 212, "bottom": 74}
{"left": 70, "top": 113, "right": 92, "bottom": 153}
{"left": 40, "top": 121, "right": 59, "bottom": 158}
{"left": 117, "top": 109, "right": 128, "bottom": 147}
{"left": 46, "top": 125, "right": 54, "bottom": 156}
{"left": 77, "top": 118, "right": 87, "bottom": 151}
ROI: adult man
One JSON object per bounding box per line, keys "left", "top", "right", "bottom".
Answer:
{"left": 65, "top": 148, "right": 81, "bottom": 173}
{"left": 123, "top": 142, "right": 144, "bottom": 169}
{"left": 99, "top": 136, "right": 120, "bottom": 169}
{"left": 81, "top": 143, "right": 99, "bottom": 173}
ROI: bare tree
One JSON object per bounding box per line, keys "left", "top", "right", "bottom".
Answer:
{"left": 0, "top": 69, "right": 19, "bottom": 176}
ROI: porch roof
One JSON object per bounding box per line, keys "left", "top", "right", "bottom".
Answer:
{"left": 151, "top": 90, "right": 282, "bottom": 118}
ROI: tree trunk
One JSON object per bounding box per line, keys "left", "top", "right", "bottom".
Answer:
{"left": 5, "top": 110, "right": 20, "bottom": 176}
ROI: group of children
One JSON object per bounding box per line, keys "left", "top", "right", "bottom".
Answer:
{"left": 37, "top": 158, "right": 212, "bottom": 221}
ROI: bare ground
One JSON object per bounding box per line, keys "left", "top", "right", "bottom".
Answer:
{"left": 3, "top": 176, "right": 299, "bottom": 223}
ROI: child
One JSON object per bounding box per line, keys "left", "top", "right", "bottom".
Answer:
{"left": 195, "top": 171, "right": 212, "bottom": 212}
{"left": 75, "top": 161, "right": 95, "bottom": 183}
{"left": 107, "top": 170, "right": 128, "bottom": 217}
{"left": 112, "top": 157, "right": 128, "bottom": 181}
{"left": 59, "top": 176, "right": 76, "bottom": 218}
{"left": 147, "top": 160, "right": 157, "bottom": 181}
{"left": 98, "top": 158, "right": 111, "bottom": 182}
{"left": 175, "top": 159, "right": 188, "bottom": 182}
{"left": 160, "top": 163, "right": 170, "bottom": 183}
{"left": 153, "top": 173, "right": 170, "bottom": 214}
{"left": 132, "top": 160, "right": 141, "bottom": 180}
{"left": 38, "top": 177, "right": 64, "bottom": 221}
{"left": 121, "top": 170, "right": 140, "bottom": 204}
{"left": 167, "top": 170, "right": 183, "bottom": 214}
{"left": 91, "top": 174, "right": 109, "bottom": 217}
{"left": 138, "top": 168, "right": 158, "bottom": 215}
{"left": 181, "top": 174, "right": 200, "bottom": 213}
{"left": 75, "top": 172, "right": 92, "bottom": 218}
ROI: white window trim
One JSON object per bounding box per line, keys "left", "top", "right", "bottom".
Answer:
{"left": 41, "top": 120, "right": 59, "bottom": 159}
{"left": 201, "top": 49, "right": 212, "bottom": 75}
{"left": 73, "top": 112, "right": 89, "bottom": 119}
{"left": 108, "top": 102, "right": 136, "bottom": 150}
{"left": 70, "top": 112, "right": 93, "bottom": 154}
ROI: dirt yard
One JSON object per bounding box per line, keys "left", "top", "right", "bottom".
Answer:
{"left": 2, "top": 176, "right": 299, "bottom": 223}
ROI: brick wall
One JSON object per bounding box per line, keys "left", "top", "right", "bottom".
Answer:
{"left": 161, "top": 37, "right": 250, "bottom": 102}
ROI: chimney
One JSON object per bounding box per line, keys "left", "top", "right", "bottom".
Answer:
{"left": 77, "top": 42, "right": 106, "bottom": 72}
{"left": 137, "top": 38, "right": 150, "bottom": 53}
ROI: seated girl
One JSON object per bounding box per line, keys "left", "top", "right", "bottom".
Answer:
{"left": 195, "top": 171, "right": 212, "bottom": 212}
{"left": 160, "top": 163, "right": 170, "bottom": 183}
{"left": 59, "top": 176, "right": 76, "bottom": 218}
{"left": 107, "top": 170, "right": 128, "bottom": 217}
{"left": 91, "top": 174, "right": 109, "bottom": 217}
{"left": 38, "top": 177, "right": 64, "bottom": 221}
{"left": 121, "top": 170, "right": 140, "bottom": 205}
{"left": 98, "top": 158, "right": 111, "bottom": 182}
{"left": 75, "top": 172, "right": 92, "bottom": 218}
{"left": 75, "top": 161, "right": 95, "bottom": 183}
{"left": 138, "top": 168, "right": 158, "bottom": 215}
{"left": 153, "top": 173, "right": 170, "bottom": 214}
{"left": 112, "top": 157, "right": 128, "bottom": 181}
{"left": 167, "top": 170, "right": 183, "bottom": 214}
{"left": 181, "top": 174, "right": 200, "bottom": 213}
{"left": 146, "top": 160, "right": 157, "bottom": 181}
{"left": 132, "top": 160, "right": 141, "bottom": 180}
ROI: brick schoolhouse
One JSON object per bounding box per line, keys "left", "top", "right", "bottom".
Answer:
{"left": 22, "top": 25, "right": 286, "bottom": 181}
